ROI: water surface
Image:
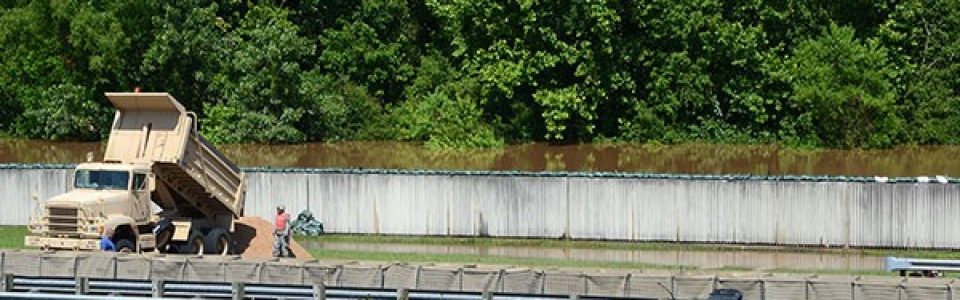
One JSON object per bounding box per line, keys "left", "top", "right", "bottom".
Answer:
{"left": 1, "top": 139, "right": 957, "bottom": 176}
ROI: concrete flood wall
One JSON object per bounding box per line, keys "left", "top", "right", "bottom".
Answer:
{"left": 0, "top": 168, "right": 69, "bottom": 226}
{"left": 0, "top": 250, "right": 953, "bottom": 299}
{"left": 3, "top": 166, "right": 960, "bottom": 249}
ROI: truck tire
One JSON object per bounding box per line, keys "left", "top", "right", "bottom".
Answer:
{"left": 116, "top": 239, "right": 136, "bottom": 253}
{"left": 203, "top": 228, "right": 234, "bottom": 255}
{"left": 154, "top": 221, "right": 174, "bottom": 252}
{"left": 181, "top": 230, "right": 205, "bottom": 254}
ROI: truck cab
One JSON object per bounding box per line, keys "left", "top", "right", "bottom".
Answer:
{"left": 27, "top": 163, "right": 157, "bottom": 251}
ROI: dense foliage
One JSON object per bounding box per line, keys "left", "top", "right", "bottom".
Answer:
{"left": 0, "top": 0, "right": 957, "bottom": 149}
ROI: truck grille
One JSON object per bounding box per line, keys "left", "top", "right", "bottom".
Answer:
{"left": 47, "top": 207, "right": 80, "bottom": 233}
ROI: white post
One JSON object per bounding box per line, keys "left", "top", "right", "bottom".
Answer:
{"left": 313, "top": 283, "right": 326, "bottom": 300}
{"left": 232, "top": 281, "right": 245, "bottom": 300}
{"left": 152, "top": 279, "right": 165, "bottom": 298}
{"left": 75, "top": 277, "right": 89, "bottom": 295}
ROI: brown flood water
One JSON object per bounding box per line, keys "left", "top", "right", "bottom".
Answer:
{"left": 1, "top": 139, "right": 959, "bottom": 176}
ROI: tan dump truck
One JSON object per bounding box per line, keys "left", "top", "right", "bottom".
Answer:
{"left": 25, "top": 92, "right": 246, "bottom": 254}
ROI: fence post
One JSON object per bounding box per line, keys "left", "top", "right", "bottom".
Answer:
{"left": 72, "top": 255, "right": 81, "bottom": 279}
{"left": 231, "top": 281, "right": 245, "bottom": 300}
{"left": 624, "top": 273, "right": 632, "bottom": 297}
{"left": 180, "top": 257, "right": 189, "bottom": 281}
{"left": 457, "top": 268, "right": 463, "bottom": 291}
{"left": 850, "top": 279, "right": 856, "bottom": 300}
{"left": 498, "top": 269, "right": 505, "bottom": 293}
{"left": 300, "top": 261, "right": 306, "bottom": 285}
{"left": 147, "top": 256, "right": 154, "bottom": 281}
{"left": 760, "top": 279, "right": 766, "bottom": 300}
{"left": 336, "top": 265, "right": 344, "bottom": 287}
{"left": 75, "top": 277, "right": 89, "bottom": 295}
{"left": 112, "top": 255, "right": 118, "bottom": 279}
{"left": 152, "top": 279, "right": 165, "bottom": 298}
{"left": 2, "top": 273, "right": 13, "bottom": 292}
{"left": 313, "top": 283, "right": 326, "bottom": 300}
{"left": 257, "top": 261, "right": 265, "bottom": 283}
{"left": 540, "top": 271, "right": 546, "bottom": 294}
{"left": 671, "top": 276, "right": 677, "bottom": 299}
{"left": 223, "top": 259, "right": 229, "bottom": 283}
{"left": 415, "top": 265, "right": 422, "bottom": 289}
{"left": 581, "top": 273, "right": 588, "bottom": 296}
{"left": 380, "top": 265, "right": 386, "bottom": 288}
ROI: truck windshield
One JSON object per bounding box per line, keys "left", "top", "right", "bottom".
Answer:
{"left": 74, "top": 170, "right": 130, "bottom": 190}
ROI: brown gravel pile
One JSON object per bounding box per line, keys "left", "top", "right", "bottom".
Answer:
{"left": 234, "top": 216, "right": 312, "bottom": 260}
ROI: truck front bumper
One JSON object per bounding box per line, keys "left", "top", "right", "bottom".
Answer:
{"left": 25, "top": 236, "right": 100, "bottom": 250}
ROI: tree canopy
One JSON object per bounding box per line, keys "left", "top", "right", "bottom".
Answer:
{"left": 0, "top": 0, "right": 957, "bottom": 149}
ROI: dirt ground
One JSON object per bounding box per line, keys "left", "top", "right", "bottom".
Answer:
{"left": 234, "top": 216, "right": 312, "bottom": 260}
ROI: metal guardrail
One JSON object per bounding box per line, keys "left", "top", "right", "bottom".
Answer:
{"left": 884, "top": 256, "right": 960, "bottom": 276}
{"left": 0, "top": 274, "right": 653, "bottom": 300}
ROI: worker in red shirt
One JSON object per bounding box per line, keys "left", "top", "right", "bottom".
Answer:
{"left": 273, "top": 205, "right": 292, "bottom": 257}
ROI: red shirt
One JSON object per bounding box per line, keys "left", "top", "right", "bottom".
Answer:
{"left": 275, "top": 212, "right": 291, "bottom": 231}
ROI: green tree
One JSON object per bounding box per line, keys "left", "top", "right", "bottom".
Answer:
{"left": 19, "top": 84, "right": 108, "bottom": 140}
{"left": 777, "top": 24, "right": 899, "bottom": 148}
{"left": 388, "top": 53, "right": 502, "bottom": 149}
{"left": 428, "top": 0, "right": 632, "bottom": 142}
{"left": 204, "top": 5, "right": 315, "bottom": 143}
{"left": 318, "top": 0, "right": 419, "bottom": 104}
{"left": 298, "top": 71, "right": 383, "bottom": 141}
{"left": 879, "top": 0, "right": 960, "bottom": 144}
{"left": 141, "top": 2, "right": 228, "bottom": 113}
{"left": 0, "top": 1, "right": 124, "bottom": 140}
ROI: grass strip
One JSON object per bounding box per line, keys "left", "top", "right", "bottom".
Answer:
{"left": 298, "top": 234, "right": 960, "bottom": 260}
{"left": 766, "top": 268, "right": 891, "bottom": 277}
{"left": 299, "top": 234, "right": 796, "bottom": 252}
{"left": 0, "top": 226, "right": 29, "bottom": 249}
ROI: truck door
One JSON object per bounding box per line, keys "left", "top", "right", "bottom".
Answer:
{"left": 131, "top": 173, "right": 151, "bottom": 222}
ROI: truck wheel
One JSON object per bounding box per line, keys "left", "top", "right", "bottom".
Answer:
{"left": 155, "top": 227, "right": 174, "bottom": 253}
{"left": 116, "top": 239, "right": 136, "bottom": 253}
{"left": 182, "top": 230, "right": 204, "bottom": 254}
{"left": 203, "top": 228, "right": 234, "bottom": 255}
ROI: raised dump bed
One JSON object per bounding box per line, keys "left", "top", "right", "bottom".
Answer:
{"left": 104, "top": 92, "right": 246, "bottom": 218}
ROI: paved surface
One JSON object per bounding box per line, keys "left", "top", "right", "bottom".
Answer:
{"left": 302, "top": 242, "right": 883, "bottom": 272}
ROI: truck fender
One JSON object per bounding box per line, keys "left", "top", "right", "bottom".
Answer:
{"left": 153, "top": 218, "right": 176, "bottom": 250}
{"left": 104, "top": 216, "right": 136, "bottom": 231}
{"left": 156, "top": 219, "right": 194, "bottom": 242}
{"left": 104, "top": 216, "right": 137, "bottom": 240}
{"left": 154, "top": 218, "right": 174, "bottom": 235}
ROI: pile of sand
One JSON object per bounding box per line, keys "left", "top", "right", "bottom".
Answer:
{"left": 234, "top": 216, "right": 312, "bottom": 260}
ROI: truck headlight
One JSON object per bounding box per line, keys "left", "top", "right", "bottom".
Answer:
{"left": 86, "top": 222, "right": 104, "bottom": 234}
